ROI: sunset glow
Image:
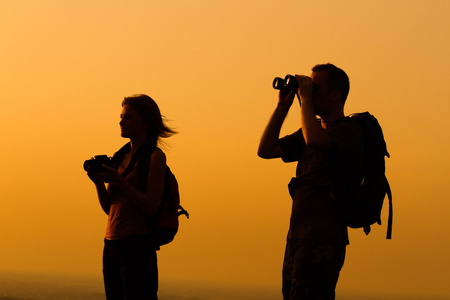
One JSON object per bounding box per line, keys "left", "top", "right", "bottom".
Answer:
{"left": 1, "top": 1, "right": 450, "bottom": 298}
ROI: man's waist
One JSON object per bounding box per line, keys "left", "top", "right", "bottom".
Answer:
{"left": 288, "top": 177, "right": 333, "bottom": 197}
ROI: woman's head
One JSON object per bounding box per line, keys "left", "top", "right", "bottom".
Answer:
{"left": 121, "top": 94, "right": 176, "bottom": 145}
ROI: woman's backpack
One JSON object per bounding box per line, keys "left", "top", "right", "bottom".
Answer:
{"left": 112, "top": 142, "right": 189, "bottom": 247}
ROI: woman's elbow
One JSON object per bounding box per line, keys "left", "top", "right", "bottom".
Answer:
{"left": 143, "top": 197, "right": 163, "bottom": 217}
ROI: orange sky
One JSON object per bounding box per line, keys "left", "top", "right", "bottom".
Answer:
{"left": 1, "top": 0, "right": 450, "bottom": 298}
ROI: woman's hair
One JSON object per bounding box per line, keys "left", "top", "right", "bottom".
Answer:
{"left": 122, "top": 94, "right": 177, "bottom": 146}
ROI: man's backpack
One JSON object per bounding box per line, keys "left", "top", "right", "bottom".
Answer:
{"left": 347, "top": 112, "right": 393, "bottom": 239}
{"left": 112, "top": 141, "right": 189, "bottom": 247}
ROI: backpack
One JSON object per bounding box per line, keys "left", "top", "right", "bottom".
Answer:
{"left": 112, "top": 141, "right": 189, "bottom": 247}
{"left": 347, "top": 112, "right": 393, "bottom": 239}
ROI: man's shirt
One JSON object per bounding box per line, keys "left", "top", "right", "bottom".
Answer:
{"left": 279, "top": 118, "right": 364, "bottom": 245}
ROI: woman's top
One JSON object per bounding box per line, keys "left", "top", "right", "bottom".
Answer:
{"left": 105, "top": 161, "right": 149, "bottom": 240}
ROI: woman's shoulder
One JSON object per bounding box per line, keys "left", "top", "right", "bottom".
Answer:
{"left": 151, "top": 147, "right": 166, "bottom": 163}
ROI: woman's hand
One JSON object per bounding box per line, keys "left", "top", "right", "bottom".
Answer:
{"left": 88, "top": 165, "right": 122, "bottom": 184}
{"left": 87, "top": 171, "right": 105, "bottom": 186}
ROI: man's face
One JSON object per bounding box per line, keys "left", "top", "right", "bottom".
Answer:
{"left": 311, "top": 71, "right": 332, "bottom": 115}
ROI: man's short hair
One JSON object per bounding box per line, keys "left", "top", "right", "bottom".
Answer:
{"left": 312, "top": 63, "right": 350, "bottom": 104}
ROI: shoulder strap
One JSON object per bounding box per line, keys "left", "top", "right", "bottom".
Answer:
{"left": 385, "top": 177, "right": 393, "bottom": 239}
{"left": 136, "top": 145, "right": 158, "bottom": 193}
{"left": 111, "top": 142, "right": 131, "bottom": 169}
{"left": 117, "top": 141, "right": 156, "bottom": 181}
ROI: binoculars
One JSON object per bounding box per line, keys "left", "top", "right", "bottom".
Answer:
{"left": 273, "top": 75, "right": 298, "bottom": 91}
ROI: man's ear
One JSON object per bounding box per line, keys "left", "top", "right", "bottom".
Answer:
{"left": 331, "top": 90, "right": 342, "bottom": 103}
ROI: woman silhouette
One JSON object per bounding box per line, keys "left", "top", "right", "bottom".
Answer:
{"left": 88, "top": 94, "right": 176, "bottom": 300}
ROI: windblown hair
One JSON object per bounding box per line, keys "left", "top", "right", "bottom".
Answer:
{"left": 312, "top": 63, "right": 350, "bottom": 104}
{"left": 122, "top": 94, "right": 177, "bottom": 146}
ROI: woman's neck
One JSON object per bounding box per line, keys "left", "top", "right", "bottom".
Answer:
{"left": 129, "top": 135, "right": 149, "bottom": 153}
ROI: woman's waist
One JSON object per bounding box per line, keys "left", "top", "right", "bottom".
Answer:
{"left": 106, "top": 214, "right": 149, "bottom": 240}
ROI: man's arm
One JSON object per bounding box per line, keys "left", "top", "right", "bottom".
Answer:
{"left": 258, "top": 89, "right": 296, "bottom": 159}
{"left": 295, "top": 75, "right": 333, "bottom": 150}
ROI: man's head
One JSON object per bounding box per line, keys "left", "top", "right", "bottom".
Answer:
{"left": 311, "top": 63, "right": 349, "bottom": 105}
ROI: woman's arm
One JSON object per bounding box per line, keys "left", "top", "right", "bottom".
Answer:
{"left": 98, "top": 149, "right": 166, "bottom": 216}
{"left": 88, "top": 173, "right": 112, "bottom": 215}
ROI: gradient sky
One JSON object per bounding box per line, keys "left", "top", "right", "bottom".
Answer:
{"left": 1, "top": 0, "right": 450, "bottom": 298}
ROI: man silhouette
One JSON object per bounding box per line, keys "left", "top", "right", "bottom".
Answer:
{"left": 258, "top": 64, "right": 364, "bottom": 299}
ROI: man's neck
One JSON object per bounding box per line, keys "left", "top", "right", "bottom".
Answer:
{"left": 319, "top": 111, "right": 345, "bottom": 129}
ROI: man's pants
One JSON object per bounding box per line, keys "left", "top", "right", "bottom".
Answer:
{"left": 282, "top": 239, "right": 346, "bottom": 300}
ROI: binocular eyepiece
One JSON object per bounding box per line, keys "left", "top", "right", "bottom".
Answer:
{"left": 273, "top": 75, "right": 298, "bottom": 91}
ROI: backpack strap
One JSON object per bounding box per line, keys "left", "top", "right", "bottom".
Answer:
{"left": 385, "top": 177, "right": 393, "bottom": 239}
{"left": 178, "top": 205, "right": 189, "bottom": 218}
{"left": 111, "top": 142, "right": 131, "bottom": 169}
{"left": 136, "top": 144, "right": 157, "bottom": 193}
{"left": 113, "top": 141, "right": 157, "bottom": 189}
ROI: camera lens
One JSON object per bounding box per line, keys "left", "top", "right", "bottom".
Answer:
{"left": 83, "top": 155, "right": 111, "bottom": 172}
{"left": 83, "top": 159, "right": 94, "bottom": 172}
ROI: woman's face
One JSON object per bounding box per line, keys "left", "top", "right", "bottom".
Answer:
{"left": 119, "top": 104, "right": 149, "bottom": 139}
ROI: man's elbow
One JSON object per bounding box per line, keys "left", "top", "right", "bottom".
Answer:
{"left": 258, "top": 149, "right": 271, "bottom": 159}
{"left": 257, "top": 145, "right": 282, "bottom": 159}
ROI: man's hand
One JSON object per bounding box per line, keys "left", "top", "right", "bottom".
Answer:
{"left": 278, "top": 88, "right": 296, "bottom": 108}
{"left": 295, "top": 75, "right": 313, "bottom": 105}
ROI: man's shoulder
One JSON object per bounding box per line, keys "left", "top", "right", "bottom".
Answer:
{"left": 329, "top": 117, "right": 364, "bottom": 154}
{"left": 329, "top": 117, "right": 363, "bottom": 137}
{"left": 335, "top": 116, "right": 360, "bottom": 128}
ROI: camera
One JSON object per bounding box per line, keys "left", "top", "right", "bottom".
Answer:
{"left": 83, "top": 155, "right": 113, "bottom": 173}
{"left": 273, "top": 74, "right": 298, "bottom": 91}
